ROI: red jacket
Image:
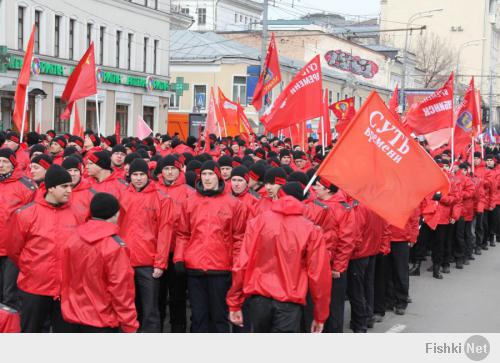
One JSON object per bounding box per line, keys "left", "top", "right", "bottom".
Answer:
{"left": 15, "top": 147, "right": 31, "bottom": 172}
{"left": 456, "top": 173, "right": 476, "bottom": 221}
{"left": 0, "top": 304, "right": 20, "bottom": 333}
{"left": 61, "top": 220, "right": 139, "bottom": 332}
{"left": 305, "top": 191, "right": 356, "bottom": 273}
{"left": 389, "top": 208, "right": 420, "bottom": 243}
{"left": 8, "top": 195, "right": 78, "bottom": 297}
{"left": 475, "top": 163, "right": 493, "bottom": 210}
{"left": 90, "top": 171, "right": 128, "bottom": 200}
{"left": 485, "top": 166, "right": 497, "bottom": 210}
{"left": 69, "top": 178, "right": 95, "bottom": 224}
{"left": 235, "top": 188, "right": 261, "bottom": 218}
{"left": 174, "top": 182, "right": 248, "bottom": 272}
{"left": 254, "top": 194, "right": 274, "bottom": 215}
{"left": 471, "top": 174, "right": 486, "bottom": 213}
{"left": 51, "top": 152, "right": 64, "bottom": 166}
{"left": 421, "top": 173, "right": 458, "bottom": 229}
{"left": 0, "top": 169, "right": 36, "bottom": 256}
{"left": 226, "top": 196, "right": 331, "bottom": 323}
{"left": 119, "top": 182, "right": 175, "bottom": 269}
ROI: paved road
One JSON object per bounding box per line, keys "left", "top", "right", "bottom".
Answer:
{"left": 358, "top": 243, "right": 500, "bottom": 333}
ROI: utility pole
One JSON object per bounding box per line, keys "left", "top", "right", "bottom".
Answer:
{"left": 258, "top": 0, "right": 269, "bottom": 134}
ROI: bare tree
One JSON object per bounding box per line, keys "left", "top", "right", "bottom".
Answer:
{"left": 414, "top": 32, "right": 456, "bottom": 88}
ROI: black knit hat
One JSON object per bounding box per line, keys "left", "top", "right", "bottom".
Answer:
{"left": 473, "top": 151, "right": 482, "bottom": 158}
{"left": 5, "top": 131, "right": 20, "bottom": 144}
{"left": 263, "top": 167, "right": 287, "bottom": 185}
{"left": 281, "top": 181, "right": 305, "bottom": 201}
{"left": 129, "top": 158, "right": 149, "bottom": 175}
{"left": 0, "top": 148, "right": 17, "bottom": 167}
{"left": 248, "top": 162, "right": 267, "bottom": 183}
{"left": 316, "top": 176, "right": 339, "bottom": 193}
{"left": 86, "top": 132, "right": 101, "bottom": 146}
{"left": 52, "top": 136, "right": 67, "bottom": 149}
{"left": 279, "top": 149, "right": 291, "bottom": 159}
{"left": 63, "top": 146, "right": 78, "bottom": 158}
{"left": 31, "top": 154, "right": 53, "bottom": 170}
{"left": 230, "top": 165, "right": 249, "bottom": 182}
{"left": 254, "top": 148, "right": 266, "bottom": 159}
{"left": 186, "top": 160, "right": 202, "bottom": 174}
{"left": 218, "top": 155, "right": 234, "bottom": 168}
{"left": 112, "top": 144, "right": 127, "bottom": 154}
{"left": 161, "top": 155, "right": 182, "bottom": 170}
{"left": 29, "top": 144, "right": 46, "bottom": 157}
{"left": 46, "top": 130, "right": 56, "bottom": 138}
{"left": 124, "top": 152, "right": 140, "bottom": 166}
{"left": 45, "top": 164, "right": 72, "bottom": 189}
{"left": 62, "top": 156, "right": 83, "bottom": 173}
{"left": 293, "top": 151, "right": 307, "bottom": 160}
{"left": 90, "top": 192, "right": 120, "bottom": 220}
{"left": 88, "top": 151, "right": 112, "bottom": 170}
{"left": 69, "top": 135, "right": 84, "bottom": 148}
{"left": 485, "top": 154, "right": 495, "bottom": 161}
{"left": 287, "top": 171, "right": 308, "bottom": 187}
{"left": 200, "top": 160, "right": 221, "bottom": 179}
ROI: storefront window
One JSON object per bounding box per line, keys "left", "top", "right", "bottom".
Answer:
{"left": 54, "top": 98, "right": 69, "bottom": 134}
{"left": 143, "top": 106, "right": 154, "bottom": 130}
{"left": 233, "top": 76, "right": 247, "bottom": 105}
{"left": 116, "top": 104, "right": 128, "bottom": 137}
{"left": 193, "top": 85, "right": 206, "bottom": 111}
{"left": 86, "top": 100, "right": 98, "bottom": 132}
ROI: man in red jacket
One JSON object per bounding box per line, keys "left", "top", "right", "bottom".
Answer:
{"left": 3, "top": 132, "right": 30, "bottom": 172}
{"left": 62, "top": 156, "right": 94, "bottom": 224}
{"left": 227, "top": 182, "right": 331, "bottom": 333}
{"left": 484, "top": 154, "right": 497, "bottom": 247}
{"left": 231, "top": 165, "right": 260, "bottom": 218}
{"left": 119, "top": 159, "right": 175, "bottom": 333}
{"left": 174, "top": 160, "right": 247, "bottom": 333}
{"left": 8, "top": 165, "right": 77, "bottom": 332}
{"left": 0, "top": 149, "right": 36, "bottom": 311}
{"left": 49, "top": 136, "right": 67, "bottom": 165}
{"left": 87, "top": 151, "right": 128, "bottom": 199}
{"left": 61, "top": 192, "right": 139, "bottom": 333}
{"left": 304, "top": 177, "right": 355, "bottom": 333}
{"left": 455, "top": 163, "right": 476, "bottom": 265}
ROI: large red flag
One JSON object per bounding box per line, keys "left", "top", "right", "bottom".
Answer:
{"left": 13, "top": 25, "right": 35, "bottom": 134}
{"left": 318, "top": 89, "right": 332, "bottom": 146}
{"left": 61, "top": 43, "right": 97, "bottom": 119}
{"left": 317, "top": 91, "right": 450, "bottom": 228}
{"left": 454, "top": 78, "right": 478, "bottom": 156}
{"left": 261, "top": 55, "right": 322, "bottom": 133}
{"left": 204, "top": 87, "right": 218, "bottom": 152}
{"left": 251, "top": 33, "right": 281, "bottom": 111}
{"left": 330, "top": 97, "right": 356, "bottom": 135}
{"left": 404, "top": 73, "right": 454, "bottom": 135}
{"left": 388, "top": 84, "right": 400, "bottom": 121}
{"left": 218, "top": 88, "right": 240, "bottom": 136}
{"left": 72, "top": 104, "right": 84, "bottom": 138}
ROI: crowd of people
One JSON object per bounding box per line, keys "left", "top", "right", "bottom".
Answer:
{"left": 0, "top": 128, "right": 498, "bottom": 333}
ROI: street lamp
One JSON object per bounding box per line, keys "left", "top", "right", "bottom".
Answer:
{"left": 455, "top": 38, "right": 486, "bottom": 97}
{"left": 400, "top": 8, "right": 443, "bottom": 110}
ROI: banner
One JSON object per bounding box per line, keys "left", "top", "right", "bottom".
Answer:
{"left": 454, "top": 78, "right": 479, "bottom": 156}
{"left": 330, "top": 97, "right": 356, "bottom": 135}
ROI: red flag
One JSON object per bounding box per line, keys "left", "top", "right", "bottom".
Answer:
{"left": 318, "top": 89, "right": 332, "bottom": 146}
{"left": 404, "top": 73, "right": 454, "bottom": 135}
{"left": 261, "top": 55, "right": 322, "bottom": 133}
{"left": 13, "top": 25, "right": 35, "bottom": 134}
{"left": 454, "top": 78, "right": 478, "bottom": 156}
{"left": 251, "top": 33, "right": 281, "bottom": 111}
{"left": 388, "top": 84, "right": 400, "bottom": 120}
{"left": 72, "top": 105, "right": 84, "bottom": 138}
{"left": 61, "top": 43, "right": 97, "bottom": 119}
{"left": 115, "top": 120, "right": 121, "bottom": 144}
{"left": 218, "top": 88, "right": 240, "bottom": 136}
{"left": 317, "top": 91, "right": 450, "bottom": 229}
{"left": 136, "top": 115, "right": 153, "bottom": 139}
{"left": 330, "top": 97, "right": 356, "bottom": 135}
{"left": 204, "top": 88, "right": 218, "bottom": 152}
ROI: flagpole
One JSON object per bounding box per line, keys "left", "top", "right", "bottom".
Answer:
{"left": 471, "top": 134, "right": 475, "bottom": 175}
{"left": 20, "top": 88, "right": 29, "bottom": 143}
{"left": 303, "top": 172, "right": 318, "bottom": 196}
{"left": 289, "top": 126, "right": 293, "bottom": 148}
{"left": 95, "top": 94, "right": 101, "bottom": 136}
{"left": 480, "top": 133, "right": 484, "bottom": 158}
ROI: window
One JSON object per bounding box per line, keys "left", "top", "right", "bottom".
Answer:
{"left": 18, "top": 7, "right": 24, "bottom": 50}
{"left": 143, "top": 37, "right": 148, "bottom": 72}
{"left": 116, "top": 30, "right": 121, "bottom": 67}
{"left": 240, "top": 15, "right": 243, "bottom": 22}
{"left": 154, "top": 0, "right": 158, "bottom": 9}
{"left": 153, "top": 40, "right": 158, "bottom": 74}
{"left": 86, "top": 101, "right": 98, "bottom": 131}
{"left": 193, "top": 85, "right": 207, "bottom": 111}
{"left": 143, "top": 106, "right": 154, "bottom": 129}
{"left": 99, "top": 26, "right": 105, "bottom": 64}
{"left": 245, "top": 16, "right": 248, "bottom": 24}
{"left": 54, "top": 16, "right": 61, "bottom": 57}
{"left": 116, "top": 104, "right": 129, "bottom": 137}
{"left": 69, "top": 19, "right": 75, "bottom": 60}
{"left": 169, "top": 94, "right": 180, "bottom": 110}
{"left": 54, "top": 98, "right": 70, "bottom": 134}
{"left": 336, "top": 92, "right": 340, "bottom": 101}
{"left": 127, "top": 34, "right": 132, "bottom": 70}
{"left": 198, "top": 8, "right": 206, "bottom": 25}
{"left": 232, "top": 76, "right": 247, "bottom": 105}
{"left": 235, "top": 13, "right": 238, "bottom": 23}
{"left": 34, "top": 10, "right": 41, "bottom": 54}
{"left": 328, "top": 90, "right": 333, "bottom": 105}
{"left": 181, "top": 8, "right": 189, "bottom": 15}
{"left": 87, "top": 23, "right": 92, "bottom": 49}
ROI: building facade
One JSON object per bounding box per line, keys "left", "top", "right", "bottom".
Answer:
{"left": 0, "top": 0, "right": 190, "bottom": 136}
{"left": 171, "top": 0, "right": 263, "bottom": 32}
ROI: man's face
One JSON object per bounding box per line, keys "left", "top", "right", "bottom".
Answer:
{"left": 486, "top": 159, "right": 495, "bottom": 168}
{"left": 261, "top": 137, "right": 268, "bottom": 144}
{"left": 30, "top": 163, "right": 47, "bottom": 182}
{"left": 111, "top": 152, "right": 126, "bottom": 167}
{"left": 4, "top": 140, "right": 18, "bottom": 151}
{"left": 0, "top": 158, "right": 14, "bottom": 175}
{"left": 248, "top": 178, "right": 258, "bottom": 190}
{"left": 265, "top": 183, "right": 281, "bottom": 199}
{"left": 473, "top": 157, "right": 481, "bottom": 166}
{"left": 49, "top": 142, "right": 63, "bottom": 155}
{"left": 281, "top": 155, "right": 291, "bottom": 165}
{"left": 67, "top": 168, "right": 81, "bottom": 187}
{"left": 460, "top": 168, "right": 468, "bottom": 176}
{"left": 201, "top": 170, "right": 219, "bottom": 191}
{"left": 441, "top": 154, "right": 450, "bottom": 161}
{"left": 295, "top": 159, "right": 306, "bottom": 169}
{"left": 231, "top": 176, "right": 248, "bottom": 195}
{"left": 84, "top": 135, "right": 95, "bottom": 150}
{"left": 86, "top": 160, "right": 101, "bottom": 177}
{"left": 67, "top": 142, "right": 82, "bottom": 152}
{"left": 231, "top": 144, "right": 240, "bottom": 154}
{"left": 48, "top": 183, "right": 72, "bottom": 204}
{"left": 220, "top": 166, "right": 232, "bottom": 181}
{"left": 131, "top": 171, "right": 148, "bottom": 190}
{"left": 162, "top": 166, "right": 180, "bottom": 183}
{"left": 313, "top": 182, "right": 330, "bottom": 199}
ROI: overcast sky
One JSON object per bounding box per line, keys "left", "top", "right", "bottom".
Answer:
{"left": 268, "top": 0, "right": 381, "bottom": 20}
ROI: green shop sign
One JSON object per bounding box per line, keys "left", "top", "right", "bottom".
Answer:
{"left": 7, "top": 55, "right": 185, "bottom": 94}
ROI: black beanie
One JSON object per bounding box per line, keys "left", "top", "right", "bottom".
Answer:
{"left": 129, "top": 158, "right": 149, "bottom": 175}
{"left": 62, "top": 156, "right": 83, "bottom": 172}
{"left": 5, "top": 131, "right": 20, "bottom": 144}
{"left": 279, "top": 149, "right": 291, "bottom": 159}
{"left": 0, "top": 148, "right": 17, "bottom": 167}
{"left": 248, "top": 162, "right": 267, "bottom": 183}
{"left": 69, "top": 135, "right": 84, "bottom": 148}
{"left": 316, "top": 176, "right": 339, "bottom": 194}
{"left": 161, "top": 155, "right": 182, "bottom": 170}
{"left": 186, "top": 160, "right": 202, "bottom": 175}
{"left": 52, "top": 136, "right": 67, "bottom": 149}
{"left": 112, "top": 144, "right": 127, "bottom": 154}
{"left": 90, "top": 192, "right": 120, "bottom": 220}
{"left": 45, "top": 164, "right": 72, "bottom": 189}
{"left": 218, "top": 155, "right": 234, "bottom": 168}
{"left": 29, "top": 144, "right": 46, "bottom": 157}
{"left": 281, "top": 181, "right": 305, "bottom": 201}
{"left": 88, "top": 151, "right": 112, "bottom": 170}
{"left": 263, "top": 167, "right": 287, "bottom": 185}
{"left": 124, "top": 152, "right": 140, "bottom": 165}
{"left": 200, "top": 160, "right": 221, "bottom": 179}
{"left": 231, "top": 165, "right": 249, "bottom": 182}
{"left": 288, "top": 171, "right": 308, "bottom": 187}
{"left": 31, "top": 154, "right": 53, "bottom": 170}
{"left": 254, "top": 148, "right": 266, "bottom": 159}
{"left": 293, "top": 151, "right": 306, "bottom": 160}
{"left": 63, "top": 146, "right": 78, "bottom": 158}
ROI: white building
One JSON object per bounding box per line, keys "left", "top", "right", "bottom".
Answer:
{"left": 171, "top": 0, "right": 263, "bottom": 31}
{"left": 0, "top": 0, "right": 191, "bottom": 136}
